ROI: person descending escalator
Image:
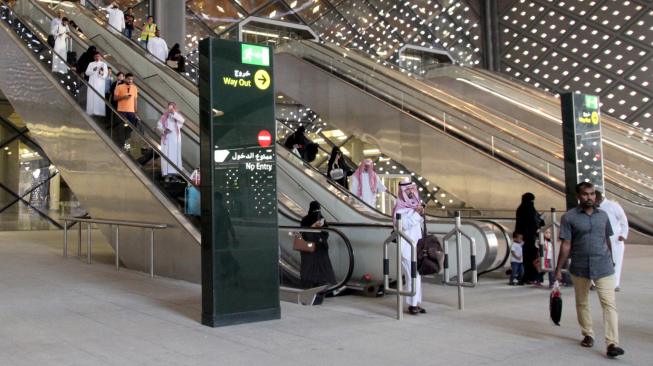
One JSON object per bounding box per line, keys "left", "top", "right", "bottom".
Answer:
{"left": 84, "top": 52, "right": 108, "bottom": 118}
{"left": 300, "top": 201, "right": 336, "bottom": 305}
{"left": 166, "top": 43, "right": 186, "bottom": 72}
{"left": 156, "top": 102, "right": 185, "bottom": 177}
{"left": 105, "top": 2, "right": 125, "bottom": 34}
{"left": 326, "top": 147, "right": 353, "bottom": 189}
{"left": 123, "top": 7, "right": 135, "bottom": 39}
{"left": 515, "top": 192, "right": 545, "bottom": 286}
{"left": 76, "top": 46, "right": 97, "bottom": 81}
{"left": 351, "top": 158, "right": 386, "bottom": 207}
{"left": 51, "top": 17, "right": 71, "bottom": 74}
{"left": 284, "top": 126, "right": 317, "bottom": 162}
{"left": 139, "top": 16, "right": 157, "bottom": 48}
{"left": 147, "top": 30, "right": 168, "bottom": 63}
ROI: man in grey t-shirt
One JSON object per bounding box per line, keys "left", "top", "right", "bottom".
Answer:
{"left": 555, "top": 182, "right": 624, "bottom": 358}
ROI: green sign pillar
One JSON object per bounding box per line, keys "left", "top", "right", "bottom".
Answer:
{"left": 560, "top": 92, "right": 605, "bottom": 210}
{"left": 199, "top": 38, "right": 279, "bottom": 327}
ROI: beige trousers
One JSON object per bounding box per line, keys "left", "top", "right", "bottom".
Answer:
{"left": 572, "top": 274, "right": 619, "bottom": 346}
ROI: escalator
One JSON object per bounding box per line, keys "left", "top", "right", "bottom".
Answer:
{"left": 271, "top": 41, "right": 653, "bottom": 237}
{"left": 1, "top": 1, "right": 509, "bottom": 291}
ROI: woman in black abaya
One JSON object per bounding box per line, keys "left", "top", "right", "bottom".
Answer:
{"left": 515, "top": 192, "right": 544, "bottom": 286}
{"left": 300, "top": 201, "right": 336, "bottom": 304}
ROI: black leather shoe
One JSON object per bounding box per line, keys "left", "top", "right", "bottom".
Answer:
{"left": 417, "top": 306, "right": 426, "bottom": 314}
{"left": 607, "top": 344, "right": 625, "bottom": 358}
{"left": 408, "top": 306, "right": 419, "bottom": 315}
{"left": 581, "top": 336, "right": 594, "bottom": 348}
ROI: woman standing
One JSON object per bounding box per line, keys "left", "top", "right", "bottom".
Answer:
{"left": 327, "top": 147, "right": 353, "bottom": 189}
{"left": 515, "top": 192, "right": 544, "bottom": 286}
{"left": 300, "top": 201, "right": 336, "bottom": 305}
{"left": 393, "top": 181, "right": 425, "bottom": 315}
{"left": 166, "top": 43, "right": 186, "bottom": 72}
{"left": 156, "top": 102, "right": 185, "bottom": 177}
{"left": 52, "top": 17, "right": 71, "bottom": 74}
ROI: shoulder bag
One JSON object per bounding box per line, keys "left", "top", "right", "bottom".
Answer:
{"left": 329, "top": 162, "right": 345, "bottom": 180}
{"left": 293, "top": 233, "right": 316, "bottom": 253}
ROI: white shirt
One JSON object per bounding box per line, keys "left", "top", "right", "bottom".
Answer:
{"left": 106, "top": 7, "right": 125, "bottom": 31}
{"left": 511, "top": 242, "right": 523, "bottom": 263}
{"left": 600, "top": 199, "right": 628, "bottom": 240}
{"left": 147, "top": 37, "right": 168, "bottom": 62}
{"left": 50, "top": 17, "right": 62, "bottom": 35}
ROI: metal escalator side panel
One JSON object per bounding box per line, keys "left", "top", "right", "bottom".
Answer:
{"left": 0, "top": 15, "right": 201, "bottom": 282}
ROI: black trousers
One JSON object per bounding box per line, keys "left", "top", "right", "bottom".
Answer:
{"left": 116, "top": 111, "right": 139, "bottom": 147}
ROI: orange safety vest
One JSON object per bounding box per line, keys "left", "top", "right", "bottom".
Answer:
{"left": 139, "top": 23, "right": 157, "bottom": 41}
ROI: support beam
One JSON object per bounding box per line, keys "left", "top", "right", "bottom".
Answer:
{"left": 153, "top": 0, "right": 186, "bottom": 53}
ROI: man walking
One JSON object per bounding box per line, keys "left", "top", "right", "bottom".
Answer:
{"left": 597, "top": 191, "right": 629, "bottom": 291}
{"left": 555, "top": 182, "right": 624, "bottom": 358}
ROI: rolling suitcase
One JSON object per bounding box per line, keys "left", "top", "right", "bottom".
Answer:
{"left": 185, "top": 186, "right": 200, "bottom": 216}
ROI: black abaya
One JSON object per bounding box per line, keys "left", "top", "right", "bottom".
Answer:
{"left": 515, "top": 193, "right": 544, "bottom": 283}
{"left": 299, "top": 203, "right": 336, "bottom": 289}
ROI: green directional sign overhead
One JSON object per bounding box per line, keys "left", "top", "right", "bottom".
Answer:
{"left": 241, "top": 44, "right": 270, "bottom": 66}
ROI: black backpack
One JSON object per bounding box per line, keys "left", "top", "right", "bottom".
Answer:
{"left": 416, "top": 234, "right": 444, "bottom": 275}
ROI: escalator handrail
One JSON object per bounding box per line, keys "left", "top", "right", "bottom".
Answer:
{"left": 0, "top": 4, "right": 195, "bottom": 188}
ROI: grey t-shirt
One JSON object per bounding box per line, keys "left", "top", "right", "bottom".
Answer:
{"left": 559, "top": 206, "right": 614, "bottom": 280}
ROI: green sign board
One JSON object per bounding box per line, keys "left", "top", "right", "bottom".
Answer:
{"left": 561, "top": 92, "right": 605, "bottom": 209}
{"left": 199, "top": 38, "right": 279, "bottom": 327}
{"left": 241, "top": 44, "right": 270, "bottom": 66}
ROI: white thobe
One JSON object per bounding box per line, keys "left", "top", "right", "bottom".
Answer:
{"left": 147, "top": 37, "right": 168, "bottom": 62}
{"left": 396, "top": 208, "right": 423, "bottom": 307}
{"left": 52, "top": 24, "right": 69, "bottom": 74}
{"left": 351, "top": 172, "right": 386, "bottom": 207}
{"left": 85, "top": 61, "right": 108, "bottom": 116}
{"left": 50, "top": 17, "right": 62, "bottom": 35}
{"left": 601, "top": 199, "right": 629, "bottom": 287}
{"left": 157, "top": 112, "right": 185, "bottom": 176}
{"left": 106, "top": 7, "right": 125, "bottom": 32}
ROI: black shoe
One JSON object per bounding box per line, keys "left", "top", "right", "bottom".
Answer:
{"left": 580, "top": 336, "right": 594, "bottom": 348}
{"left": 607, "top": 344, "right": 624, "bottom": 358}
{"left": 408, "top": 306, "right": 419, "bottom": 315}
{"left": 416, "top": 306, "right": 426, "bottom": 314}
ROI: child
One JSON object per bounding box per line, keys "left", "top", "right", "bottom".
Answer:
{"left": 538, "top": 228, "right": 556, "bottom": 288}
{"left": 509, "top": 232, "right": 524, "bottom": 285}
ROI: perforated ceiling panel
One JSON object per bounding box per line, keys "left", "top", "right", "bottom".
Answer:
{"left": 499, "top": 0, "right": 653, "bottom": 132}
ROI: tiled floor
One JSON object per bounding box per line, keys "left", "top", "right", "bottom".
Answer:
{"left": 0, "top": 230, "right": 651, "bottom": 366}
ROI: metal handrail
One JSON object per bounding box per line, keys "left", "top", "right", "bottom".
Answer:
{"left": 441, "top": 211, "right": 478, "bottom": 310}
{"left": 62, "top": 216, "right": 167, "bottom": 278}
{"left": 383, "top": 213, "right": 417, "bottom": 320}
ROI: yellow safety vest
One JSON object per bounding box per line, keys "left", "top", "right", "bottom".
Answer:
{"left": 139, "top": 23, "right": 157, "bottom": 41}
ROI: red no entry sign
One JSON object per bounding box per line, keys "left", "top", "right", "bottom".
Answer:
{"left": 258, "top": 129, "right": 272, "bottom": 147}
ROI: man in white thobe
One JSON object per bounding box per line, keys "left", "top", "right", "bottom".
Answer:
{"left": 599, "top": 192, "right": 629, "bottom": 290}
{"left": 85, "top": 53, "right": 108, "bottom": 117}
{"left": 106, "top": 3, "right": 125, "bottom": 33}
{"left": 50, "top": 9, "right": 64, "bottom": 35}
{"left": 393, "top": 181, "right": 424, "bottom": 315}
{"left": 147, "top": 30, "right": 168, "bottom": 62}
{"left": 351, "top": 159, "right": 386, "bottom": 208}
{"left": 156, "top": 102, "right": 185, "bottom": 176}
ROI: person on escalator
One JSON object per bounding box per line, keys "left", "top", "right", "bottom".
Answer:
{"left": 123, "top": 7, "right": 135, "bottom": 39}
{"left": 106, "top": 2, "right": 125, "bottom": 34}
{"left": 515, "top": 192, "right": 545, "bottom": 287}
{"left": 113, "top": 73, "right": 139, "bottom": 149}
{"left": 147, "top": 30, "right": 168, "bottom": 63}
{"left": 393, "top": 180, "right": 425, "bottom": 315}
{"left": 156, "top": 102, "right": 185, "bottom": 177}
{"left": 327, "top": 147, "right": 354, "bottom": 189}
{"left": 139, "top": 16, "right": 157, "bottom": 48}
{"left": 76, "top": 46, "right": 97, "bottom": 80}
{"left": 166, "top": 43, "right": 186, "bottom": 72}
{"left": 51, "top": 17, "right": 71, "bottom": 75}
{"left": 284, "top": 126, "right": 308, "bottom": 157}
{"left": 351, "top": 159, "right": 386, "bottom": 208}
{"left": 85, "top": 52, "right": 108, "bottom": 117}
{"left": 49, "top": 9, "right": 65, "bottom": 37}
{"left": 300, "top": 201, "right": 336, "bottom": 305}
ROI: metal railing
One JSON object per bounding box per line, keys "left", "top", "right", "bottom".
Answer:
{"left": 383, "top": 213, "right": 418, "bottom": 320}
{"left": 442, "top": 212, "right": 478, "bottom": 310}
{"left": 62, "top": 216, "right": 167, "bottom": 277}
{"left": 538, "top": 208, "right": 560, "bottom": 274}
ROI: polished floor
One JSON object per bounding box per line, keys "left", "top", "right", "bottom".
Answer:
{"left": 0, "top": 230, "right": 651, "bottom": 366}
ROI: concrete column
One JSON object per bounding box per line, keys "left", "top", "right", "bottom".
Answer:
{"left": 153, "top": 0, "right": 186, "bottom": 52}
{"left": 49, "top": 172, "right": 61, "bottom": 213}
